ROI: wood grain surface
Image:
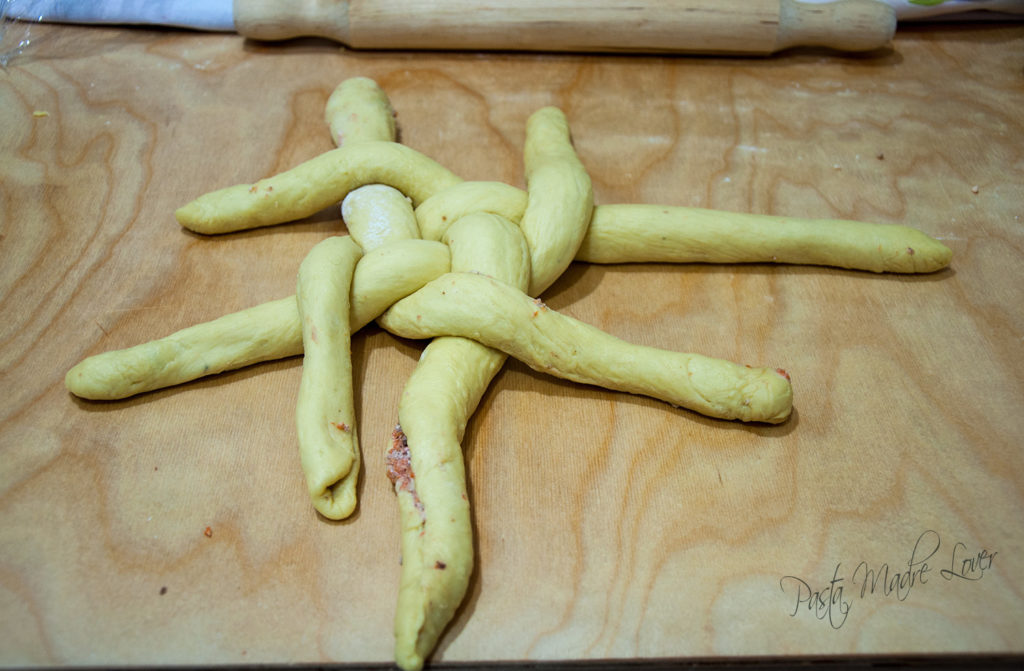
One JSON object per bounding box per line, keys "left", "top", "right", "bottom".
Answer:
{"left": 1, "top": 21, "right": 1023, "bottom": 667}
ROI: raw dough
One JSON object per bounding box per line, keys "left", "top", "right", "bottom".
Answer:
{"left": 295, "top": 235, "right": 362, "bottom": 520}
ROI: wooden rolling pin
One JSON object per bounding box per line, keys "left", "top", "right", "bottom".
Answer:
{"left": 233, "top": 0, "right": 897, "bottom": 54}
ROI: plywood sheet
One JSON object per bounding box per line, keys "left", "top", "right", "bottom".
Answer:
{"left": 1, "top": 22, "right": 1022, "bottom": 666}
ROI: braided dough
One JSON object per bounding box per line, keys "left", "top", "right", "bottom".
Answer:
{"left": 343, "top": 184, "right": 419, "bottom": 250}
{"left": 64, "top": 239, "right": 450, "bottom": 400}
{"left": 67, "top": 75, "right": 954, "bottom": 671}
{"left": 415, "top": 181, "right": 527, "bottom": 242}
{"left": 416, "top": 185, "right": 951, "bottom": 273}
{"left": 174, "top": 151, "right": 952, "bottom": 274}
{"left": 175, "top": 141, "right": 460, "bottom": 234}
{"left": 176, "top": 82, "right": 950, "bottom": 274}
{"left": 329, "top": 90, "right": 536, "bottom": 664}
{"left": 380, "top": 271, "right": 792, "bottom": 424}
{"left": 390, "top": 213, "right": 530, "bottom": 671}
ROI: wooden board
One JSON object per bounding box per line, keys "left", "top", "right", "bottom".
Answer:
{"left": 1, "top": 21, "right": 1022, "bottom": 666}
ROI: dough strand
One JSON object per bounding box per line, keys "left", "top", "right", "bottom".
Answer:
{"left": 325, "top": 76, "right": 397, "bottom": 146}
{"left": 391, "top": 213, "right": 530, "bottom": 671}
{"left": 175, "top": 141, "right": 460, "bottom": 235}
{"left": 65, "top": 239, "right": 450, "bottom": 400}
{"left": 416, "top": 186, "right": 951, "bottom": 274}
{"left": 343, "top": 184, "right": 420, "bottom": 250}
{"left": 577, "top": 204, "right": 952, "bottom": 273}
{"left": 177, "top": 78, "right": 949, "bottom": 274}
{"left": 379, "top": 271, "right": 793, "bottom": 424}
{"left": 295, "top": 236, "right": 363, "bottom": 520}
{"left": 519, "top": 107, "right": 594, "bottom": 295}
{"left": 67, "top": 76, "right": 956, "bottom": 671}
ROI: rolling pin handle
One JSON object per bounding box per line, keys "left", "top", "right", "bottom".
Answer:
{"left": 777, "top": 0, "right": 897, "bottom": 53}
{"left": 233, "top": 0, "right": 353, "bottom": 44}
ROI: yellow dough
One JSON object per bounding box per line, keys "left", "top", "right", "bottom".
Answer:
{"left": 390, "top": 213, "right": 530, "bottom": 671}
{"left": 331, "top": 79, "right": 419, "bottom": 250}
{"left": 417, "top": 191, "right": 951, "bottom": 274}
{"left": 64, "top": 239, "right": 450, "bottom": 400}
{"left": 343, "top": 184, "right": 420, "bottom": 250}
{"left": 415, "top": 181, "right": 527, "bottom": 242}
{"left": 519, "top": 107, "right": 594, "bottom": 295}
{"left": 175, "top": 141, "right": 461, "bottom": 235}
{"left": 417, "top": 192, "right": 950, "bottom": 275}
{"left": 177, "top": 76, "right": 948, "bottom": 274}
{"left": 577, "top": 204, "right": 953, "bottom": 273}
{"left": 295, "top": 236, "right": 363, "bottom": 520}
{"left": 71, "top": 77, "right": 955, "bottom": 671}
{"left": 350, "top": 240, "right": 451, "bottom": 327}
{"left": 388, "top": 110, "right": 586, "bottom": 666}
{"left": 444, "top": 213, "right": 532, "bottom": 293}
{"left": 380, "top": 271, "right": 793, "bottom": 424}
{"left": 325, "top": 76, "right": 397, "bottom": 146}
{"left": 65, "top": 297, "right": 303, "bottom": 400}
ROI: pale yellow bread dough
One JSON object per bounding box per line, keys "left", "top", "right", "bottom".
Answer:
{"left": 416, "top": 189, "right": 951, "bottom": 274}
{"left": 415, "top": 181, "right": 527, "bottom": 242}
{"left": 174, "top": 141, "right": 461, "bottom": 235}
{"left": 65, "top": 239, "right": 450, "bottom": 400}
{"left": 391, "top": 213, "right": 530, "bottom": 671}
{"left": 325, "top": 77, "right": 397, "bottom": 146}
{"left": 294, "top": 235, "right": 363, "bottom": 520}
{"left": 519, "top": 107, "right": 594, "bottom": 295}
{"left": 65, "top": 296, "right": 303, "bottom": 401}
{"left": 342, "top": 184, "right": 420, "bottom": 251}
{"left": 349, "top": 240, "right": 450, "bottom": 328}
{"left": 379, "top": 271, "right": 793, "bottom": 424}
{"left": 331, "top": 79, "right": 420, "bottom": 251}
{"left": 443, "top": 213, "right": 531, "bottom": 293}
{"left": 177, "top": 81, "right": 948, "bottom": 274}
{"left": 87, "top": 76, "right": 950, "bottom": 671}
{"left": 577, "top": 204, "right": 953, "bottom": 273}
